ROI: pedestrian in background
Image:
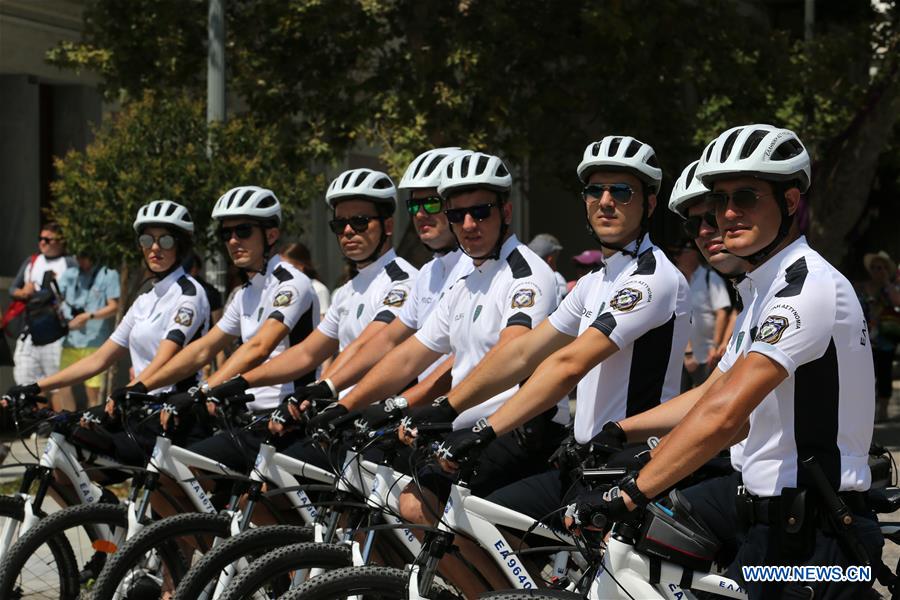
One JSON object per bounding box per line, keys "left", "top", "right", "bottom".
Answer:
{"left": 857, "top": 250, "right": 900, "bottom": 421}
{"left": 55, "top": 254, "right": 120, "bottom": 411}
{"left": 8, "top": 222, "right": 75, "bottom": 394}
{"left": 567, "top": 249, "right": 603, "bottom": 293}
{"left": 528, "top": 233, "right": 567, "bottom": 303}
{"left": 670, "top": 239, "right": 731, "bottom": 391}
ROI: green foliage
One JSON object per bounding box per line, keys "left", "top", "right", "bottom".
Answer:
{"left": 50, "top": 93, "right": 319, "bottom": 267}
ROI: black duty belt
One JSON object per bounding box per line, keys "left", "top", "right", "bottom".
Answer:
{"left": 740, "top": 490, "right": 868, "bottom": 527}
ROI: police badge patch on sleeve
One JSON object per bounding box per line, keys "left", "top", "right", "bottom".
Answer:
{"left": 754, "top": 315, "right": 789, "bottom": 344}
{"left": 511, "top": 287, "right": 536, "bottom": 309}
{"left": 383, "top": 288, "right": 408, "bottom": 307}
{"left": 174, "top": 304, "right": 195, "bottom": 327}
{"left": 609, "top": 287, "right": 642, "bottom": 312}
{"left": 273, "top": 286, "right": 297, "bottom": 307}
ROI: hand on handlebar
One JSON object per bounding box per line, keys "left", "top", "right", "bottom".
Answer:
{"left": 435, "top": 418, "right": 496, "bottom": 474}
{"left": 306, "top": 402, "right": 349, "bottom": 437}
{"left": 565, "top": 484, "right": 635, "bottom": 532}
{"left": 5, "top": 383, "right": 41, "bottom": 407}
{"left": 397, "top": 396, "right": 458, "bottom": 446}
{"left": 268, "top": 395, "right": 304, "bottom": 435}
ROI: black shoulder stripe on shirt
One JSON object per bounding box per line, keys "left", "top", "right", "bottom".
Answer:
{"left": 272, "top": 265, "right": 294, "bottom": 282}
{"left": 373, "top": 310, "right": 397, "bottom": 324}
{"left": 165, "top": 329, "right": 187, "bottom": 346}
{"left": 385, "top": 260, "right": 410, "bottom": 282}
{"left": 631, "top": 249, "right": 656, "bottom": 276}
{"left": 590, "top": 312, "right": 617, "bottom": 336}
{"left": 775, "top": 257, "right": 809, "bottom": 298}
{"left": 269, "top": 310, "right": 285, "bottom": 323}
{"left": 177, "top": 276, "right": 197, "bottom": 296}
{"left": 506, "top": 311, "right": 532, "bottom": 329}
{"left": 794, "top": 338, "right": 840, "bottom": 490}
{"left": 507, "top": 249, "right": 532, "bottom": 279}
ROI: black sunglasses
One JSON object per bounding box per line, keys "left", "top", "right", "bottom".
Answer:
{"left": 38, "top": 236, "right": 61, "bottom": 243}
{"left": 444, "top": 203, "right": 496, "bottom": 224}
{"left": 682, "top": 212, "right": 719, "bottom": 239}
{"left": 582, "top": 183, "right": 635, "bottom": 204}
{"left": 218, "top": 223, "right": 256, "bottom": 242}
{"left": 708, "top": 189, "right": 770, "bottom": 213}
{"left": 138, "top": 233, "right": 177, "bottom": 250}
{"left": 329, "top": 215, "right": 376, "bottom": 235}
{"left": 407, "top": 196, "right": 443, "bottom": 216}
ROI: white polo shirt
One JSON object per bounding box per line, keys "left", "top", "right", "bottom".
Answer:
{"left": 716, "top": 276, "right": 753, "bottom": 472}
{"left": 109, "top": 267, "right": 210, "bottom": 392}
{"left": 416, "top": 235, "right": 570, "bottom": 430}
{"left": 318, "top": 248, "right": 418, "bottom": 351}
{"left": 688, "top": 264, "right": 732, "bottom": 363}
{"left": 728, "top": 237, "right": 874, "bottom": 496}
{"left": 548, "top": 238, "right": 690, "bottom": 444}
{"left": 216, "top": 255, "right": 319, "bottom": 410}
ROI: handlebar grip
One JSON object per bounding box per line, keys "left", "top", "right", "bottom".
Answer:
{"left": 330, "top": 410, "right": 361, "bottom": 430}
{"left": 414, "top": 422, "right": 454, "bottom": 435}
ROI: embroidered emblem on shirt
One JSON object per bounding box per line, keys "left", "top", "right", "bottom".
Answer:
{"left": 173, "top": 305, "right": 194, "bottom": 327}
{"left": 735, "top": 331, "right": 745, "bottom": 351}
{"left": 272, "top": 288, "right": 295, "bottom": 307}
{"left": 473, "top": 305, "right": 483, "bottom": 322}
{"left": 609, "top": 287, "right": 642, "bottom": 312}
{"left": 357, "top": 304, "right": 365, "bottom": 319}
{"left": 383, "top": 288, "right": 408, "bottom": 307}
{"left": 754, "top": 315, "right": 789, "bottom": 344}
{"left": 511, "top": 288, "right": 536, "bottom": 309}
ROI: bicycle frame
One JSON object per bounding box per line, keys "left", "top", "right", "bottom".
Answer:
{"left": 0, "top": 430, "right": 122, "bottom": 561}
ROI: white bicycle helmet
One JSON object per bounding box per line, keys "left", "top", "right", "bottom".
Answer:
{"left": 325, "top": 169, "right": 397, "bottom": 210}
{"left": 577, "top": 136, "right": 663, "bottom": 193}
{"left": 398, "top": 147, "right": 466, "bottom": 190}
{"left": 669, "top": 160, "right": 710, "bottom": 218}
{"left": 437, "top": 151, "right": 512, "bottom": 198}
{"left": 212, "top": 186, "right": 282, "bottom": 224}
{"left": 133, "top": 200, "right": 194, "bottom": 234}
{"left": 695, "top": 124, "right": 810, "bottom": 192}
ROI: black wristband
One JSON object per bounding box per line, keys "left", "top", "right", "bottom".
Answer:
{"left": 620, "top": 475, "right": 651, "bottom": 508}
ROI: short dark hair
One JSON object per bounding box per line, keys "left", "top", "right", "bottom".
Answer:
{"left": 282, "top": 242, "right": 320, "bottom": 280}
{"left": 42, "top": 222, "right": 63, "bottom": 235}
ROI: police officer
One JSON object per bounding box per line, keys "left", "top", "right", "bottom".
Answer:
{"left": 573, "top": 125, "right": 882, "bottom": 600}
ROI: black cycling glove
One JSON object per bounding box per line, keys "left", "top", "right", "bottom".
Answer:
{"left": 206, "top": 376, "right": 249, "bottom": 404}
{"left": 355, "top": 397, "right": 408, "bottom": 432}
{"left": 435, "top": 418, "right": 496, "bottom": 464}
{"left": 589, "top": 421, "right": 627, "bottom": 457}
{"left": 401, "top": 396, "right": 458, "bottom": 430}
{"left": 7, "top": 382, "right": 41, "bottom": 399}
{"left": 306, "top": 403, "right": 349, "bottom": 435}
{"left": 109, "top": 381, "right": 148, "bottom": 405}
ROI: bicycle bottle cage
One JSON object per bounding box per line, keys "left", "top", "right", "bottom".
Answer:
{"left": 635, "top": 489, "right": 722, "bottom": 571}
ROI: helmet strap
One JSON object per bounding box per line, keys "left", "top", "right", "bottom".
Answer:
{"left": 346, "top": 218, "right": 389, "bottom": 267}
{"left": 585, "top": 196, "right": 647, "bottom": 259}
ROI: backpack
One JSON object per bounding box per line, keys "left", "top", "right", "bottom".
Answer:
{"left": 24, "top": 271, "right": 68, "bottom": 346}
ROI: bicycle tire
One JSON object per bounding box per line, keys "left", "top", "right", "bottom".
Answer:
{"left": 173, "top": 524, "right": 314, "bottom": 600}
{"left": 219, "top": 542, "right": 352, "bottom": 600}
{"left": 279, "top": 565, "right": 411, "bottom": 599}
{"left": 91, "top": 511, "right": 229, "bottom": 600}
{"left": 0, "top": 501, "right": 127, "bottom": 600}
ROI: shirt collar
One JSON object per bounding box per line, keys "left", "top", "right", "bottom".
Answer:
{"left": 746, "top": 236, "right": 808, "bottom": 292}
{"left": 436, "top": 248, "right": 462, "bottom": 272}
{"left": 153, "top": 266, "right": 186, "bottom": 297}
{"left": 246, "top": 254, "right": 284, "bottom": 289}
{"left": 355, "top": 248, "right": 398, "bottom": 282}
{"left": 603, "top": 237, "right": 653, "bottom": 277}
{"left": 472, "top": 234, "right": 521, "bottom": 273}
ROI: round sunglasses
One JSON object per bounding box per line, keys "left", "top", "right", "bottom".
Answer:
{"left": 138, "top": 233, "right": 176, "bottom": 250}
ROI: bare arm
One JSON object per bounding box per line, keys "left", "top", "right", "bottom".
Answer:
{"left": 487, "top": 326, "right": 618, "bottom": 436}
{"left": 338, "top": 336, "right": 442, "bottom": 412}
{"left": 207, "top": 319, "right": 290, "bottom": 387}
{"left": 138, "top": 326, "right": 233, "bottom": 391}
{"left": 619, "top": 366, "right": 725, "bottom": 442}
{"left": 321, "top": 321, "right": 389, "bottom": 379}
{"left": 402, "top": 356, "right": 454, "bottom": 407}
{"left": 37, "top": 338, "right": 128, "bottom": 391}
{"left": 447, "top": 320, "right": 574, "bottom": 413}
{"left": 133, "top": 339, "right": 190, "bottom": 389}
{"left": 242, "top": 329, "right": 339, "bottom": 388}
{"left": 327, "top": 319, "right": 416, "bottom": 391}
{"left": 634, "top": 353, "right": 785, "bottom": 500}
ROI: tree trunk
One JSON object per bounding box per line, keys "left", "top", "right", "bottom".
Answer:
{"left": 807, "top": 43, "right": 900, "bottom": 265}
